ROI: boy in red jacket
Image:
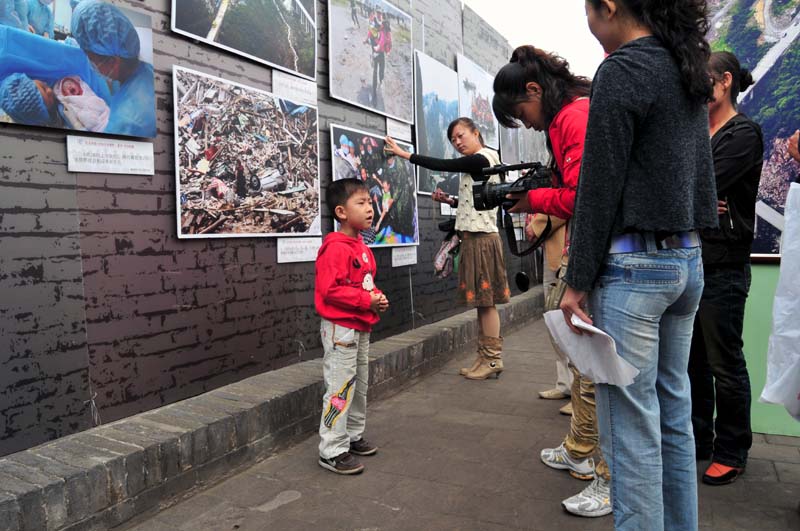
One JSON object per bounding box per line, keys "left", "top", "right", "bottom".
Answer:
{"left": 316, "top": 178, "right": 389, "bottom": 475}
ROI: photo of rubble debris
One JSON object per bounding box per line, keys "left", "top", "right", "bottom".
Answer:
{"left": 331, "top": 124, "right": 418, "bottom": 247}
{"left": 173, "top": 66, "right": 320, "bottom": 238}
{"left": 457, "top": 54, "right": 499, "bottom": 150}
{"left": 171, "top": 0, "right": 316, "bottom": 80}
{"left": 414, "top": 51, "right": 460, "bottom": 197}
{"left": 328, "top": 0, "right": 414, "bottom": 123}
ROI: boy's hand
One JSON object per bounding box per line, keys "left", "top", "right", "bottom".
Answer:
{"left": 377, "top": 293, "right": 389, "bottom": 313}
{"left": 369, "top": 291, "right": 383, "bottom": 313}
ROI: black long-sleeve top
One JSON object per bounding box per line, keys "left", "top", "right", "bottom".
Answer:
{"left": 700, "top": 114, "right": 763, "bottom": 266}
{"left": 410, "top": 153, "right": 492, "bottom": 208}
{"left": 410, "top": 153, "right": 491, "bottom": 175}
{"left": 564, "top": 36, "right": 718, "bottom": 292}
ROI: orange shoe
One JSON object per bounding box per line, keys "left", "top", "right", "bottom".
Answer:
{"left": 702, "top": 462, "right": 744, "bottom": 486}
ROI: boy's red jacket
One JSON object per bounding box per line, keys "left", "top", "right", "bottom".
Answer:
{"left": 315, "top": 232, "right": 382, "bottom": 332}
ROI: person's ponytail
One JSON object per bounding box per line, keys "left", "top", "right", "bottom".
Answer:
{"left": 594, "top": 0, "right": 713, "bottom": 105}
{"left": 709, "top": 50, "right": 755, "bottom": 107}
{"left": 493, "top": 45, "right": 591, "bottom": 129}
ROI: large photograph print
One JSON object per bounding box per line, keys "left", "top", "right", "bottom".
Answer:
{"left": 174, "top": 66, "right": 320, "bottom": 238}
{"left": 172, "top": 0, "right": 317, "bottom": 80}
{"left": 414, "top": 51, "right": 460, "bottom": 197}
{"left": 709, "top": 0, "right": 800, "bottom": 258}
{"left": 328, "top": 0, "right": 413, "bottom": 123}
{"left": 499, "top": 126, "right": 521, "bottom": 165}
{"left": 330, "top": 124, "right": 418, "bottom": 247}
{"left": 0, "top": 0, "right": 155, "bottom": 137}
{"left": 457, "top": 53, "right": 499, "bottom": 149}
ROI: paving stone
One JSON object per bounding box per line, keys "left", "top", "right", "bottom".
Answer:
{"left": 775, "top": 461, "right": 800, "bottom": 484}
{"left": 750, "top": 441, "right": 800, "bottom": 464}
{"left": 104, "top": 319, "right": 800, "bottom": 530}
{"left": 766, "top": 434, "right": 800, "bottom": 448}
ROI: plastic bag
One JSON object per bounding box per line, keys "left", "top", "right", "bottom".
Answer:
{"left": 760, "top": 183, "right": 800, "bottom": 421}
{"left": 434, "top": 233, "right": 460, "bottom": 278}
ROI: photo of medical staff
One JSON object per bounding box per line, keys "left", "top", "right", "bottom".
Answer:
{"left": 328, "top": 0, "right": 413, "bottom": 124}
{"left": 0, "top": 0, "right": 155, "bottom": 138}
{"left": 457, "top": 53, "right": 499, "bottom": 150}
{"left": 414, "top": 50, "right": 460, "bottom": 198}
{"left": 331, "top": 124, "right": 418, "bottom": 247}
{"left": 171, "top": 0, "right": 316, "bottom": 81}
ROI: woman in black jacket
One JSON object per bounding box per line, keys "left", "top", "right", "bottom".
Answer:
{"left": 688, "top": 51, "right": 763, "bottom": 486}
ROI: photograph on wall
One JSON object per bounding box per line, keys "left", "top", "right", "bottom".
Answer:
{"left": 173, "top": 66, "right": 320, "bottom": 238}
{"left": 414, "top": 50, "right": 460, "bottom": 197}
{"left": 172, "top": 0, "right": 317, "bottom": 80}
{"left": 709, "top": 0, "right": 800, "bottom": 258}
{"left": 457, "top": 53, "right": 499, "bottom": 149}
{"left": 328, "top": 0, "right": 413, "bottom": 123}
{"left": 0, "top": 0, "right": 155, "bottom": 138}
{"left": 499, "top": 125, "right": 521, "bottom": 165}
{"left": 330, "top": 124, "right": 418, "bottom": 247}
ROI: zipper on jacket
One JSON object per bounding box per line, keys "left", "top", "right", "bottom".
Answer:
{"left": 726, "top": 196, "right": 734, "bottom": 230}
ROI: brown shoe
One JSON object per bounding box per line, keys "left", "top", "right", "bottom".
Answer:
{"left": 538, "top": 388, "right": 569, "bottom": 400}
{"left": 559, "top": 402, "right": 573, "bottom": 416}
{"left": 318, "top": 452, "right": 364, "bottom": 475}
{"left": 350, "top": 438, "right": 378, "bottom": 456}
{"left": 459, "top": 353, "right": 483, "bottom": 376}
{"left": 465, "top": 336, "right": 503, "bottom": 380}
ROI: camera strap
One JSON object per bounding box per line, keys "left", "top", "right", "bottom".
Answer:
{"left": 503, "top": 211, "right": 551, "bottom": 257}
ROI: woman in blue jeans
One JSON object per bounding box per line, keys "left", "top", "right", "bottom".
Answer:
{"left": 560, "top": 1, "right": 717, "bottom": 530}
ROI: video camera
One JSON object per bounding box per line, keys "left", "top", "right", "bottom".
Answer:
{"left": 472, "top": 162, "right": 551, "bottom": 211}
{"left": 469, "top": 161, "right": 554, "bottom": 261}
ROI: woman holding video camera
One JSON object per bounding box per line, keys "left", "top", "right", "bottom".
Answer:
{"left": 385, "top": 118, "right": 510, "bottom": 381}
{"left": 559, "top": 1, "right": 717, "bottom": 529}
{"left": 492, "top": 45, "right": 613, "bottom": 518}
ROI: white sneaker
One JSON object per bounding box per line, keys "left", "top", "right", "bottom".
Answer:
{"left": 540, "top": 443, "right": 595, "bottom": 480}
{"left": 562, "top": 476, "right": 613, "bottom": 518}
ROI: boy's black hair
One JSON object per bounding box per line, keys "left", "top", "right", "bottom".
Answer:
{"left": 326, "top": 178, "right": 370, "bottom": 222}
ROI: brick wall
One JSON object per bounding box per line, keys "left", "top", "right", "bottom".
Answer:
{"left": 0, "top": 0, "right": 547, "bottom": 456}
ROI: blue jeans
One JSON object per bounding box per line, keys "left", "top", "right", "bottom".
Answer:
{"left": 590, "top": 247, "right": 703, "bottom": 531}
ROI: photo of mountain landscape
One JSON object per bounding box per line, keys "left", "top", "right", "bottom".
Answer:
{"left": 172, "top": 0, "right": 316, "bottom": 80}
{"left": 709, "top": 0, "right": 800, "bottom": 256}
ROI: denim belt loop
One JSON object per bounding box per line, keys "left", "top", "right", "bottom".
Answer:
{"left": 644, "top": 232, "right": 658, "bottom": 255}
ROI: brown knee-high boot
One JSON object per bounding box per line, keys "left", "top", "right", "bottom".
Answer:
{"left": 459, "top": 335, "right": 492, "bottom": 376}
{"left": 465, "top": 336, "right": 503, "bottom": 380}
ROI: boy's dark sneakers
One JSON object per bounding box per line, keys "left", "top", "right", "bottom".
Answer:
{"left": 318, "top": 452, "right": 364, "bottom": 475}
{"left": 350, "top": 438, "right": 378, "bottom": 456}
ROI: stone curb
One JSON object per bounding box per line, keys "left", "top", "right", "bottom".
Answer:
{"left": 0, "top": 288, "right": 543, "bottom": 531}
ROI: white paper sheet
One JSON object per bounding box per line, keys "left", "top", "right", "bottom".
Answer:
{"left": 543, "top": 310, "right": 640, "bottom": 386}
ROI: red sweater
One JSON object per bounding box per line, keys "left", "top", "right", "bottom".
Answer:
{"left": 315, "top": 232, "right": 382, "bottom": 332}
{"left": 526, "top": 97, "right": 589, "bottom": 220}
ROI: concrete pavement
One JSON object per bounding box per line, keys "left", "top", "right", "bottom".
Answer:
{"left": 120, "top": 318, "right": 800, "bottom": 531}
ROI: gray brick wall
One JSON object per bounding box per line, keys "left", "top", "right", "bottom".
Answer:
{"left": 0, "top": 0, "right": 545, "bottom": 456}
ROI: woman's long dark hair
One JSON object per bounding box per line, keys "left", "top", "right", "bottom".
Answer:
{"left": 492, "top": 45, "right": 591, "bottom": 130}
{"left": 709, "top": 51, "right": 755, "bottom": 107}
{"left": 587, "top": 0, "right": 713, "bottom": 104}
